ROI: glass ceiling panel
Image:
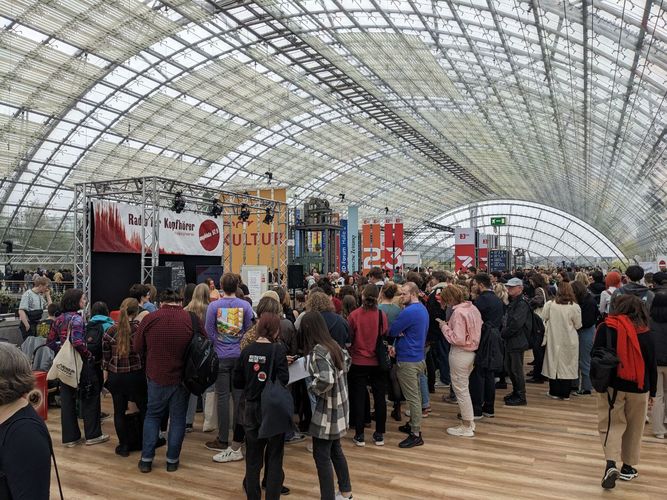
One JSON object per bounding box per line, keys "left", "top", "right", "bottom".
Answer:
{"left": 1, "top": 0, "right": 666, "bottom": 257}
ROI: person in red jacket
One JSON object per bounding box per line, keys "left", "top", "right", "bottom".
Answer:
{"left": 347, "top": 284, "right": 388, "bottom": 447}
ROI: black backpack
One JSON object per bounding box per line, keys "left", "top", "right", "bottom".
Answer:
{"left": 590, "top": 324, "right": 620, "bottom": 446}
{"left": 183, "top": 313, "right": 219, "bottom": 396}
{"left": 476, "top": 323, "right": 504, "bottom": 372}
{"left": 525, "top": 297, "right": 545, "bottom": 350}
{"left": 85, "top": 322, "right": 105, "bottom": 362}
{"left": 590, "top": 325, "right": 619, "bottom": 394}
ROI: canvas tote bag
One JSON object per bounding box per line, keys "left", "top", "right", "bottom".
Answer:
{"left": 47, "top": 319, "right": 83, "bottom": 388}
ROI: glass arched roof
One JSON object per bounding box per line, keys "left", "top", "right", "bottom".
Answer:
{"left": 408, "top": 199, "right": 626, "bottom": 266}
{"left": 1, "top": 0, "right": 666, "bottom": 259}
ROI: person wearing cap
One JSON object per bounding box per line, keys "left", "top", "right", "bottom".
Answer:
{"left": 500, "top": 277, "right": 532, "bottom": 406}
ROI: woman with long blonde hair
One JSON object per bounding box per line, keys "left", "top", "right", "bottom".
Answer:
{"left": 185, "top": 283, "right": 217, "bottom": 433}
{"left": 102, "top": 297, "right": 147, "bottom": 457}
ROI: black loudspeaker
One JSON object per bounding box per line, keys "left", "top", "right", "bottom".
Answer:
{"left": 287, "top": 264, "right": 304, "bottom": 290}
{"left": 152, "top": 266, "right": 172, "bottom": 292}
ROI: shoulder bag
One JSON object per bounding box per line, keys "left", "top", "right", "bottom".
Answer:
{"left": 47, "top": 319, "right": 83, "bottom": 388}
{"left": 258, "top": 343, "right": 294, "bottom": 439}
{"left": 375, "top": 311, "right": 391, "bottom": 372}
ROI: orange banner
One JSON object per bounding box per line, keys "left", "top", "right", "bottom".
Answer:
{"left": 223, "top": 188, "right": 287, "bottom": 277}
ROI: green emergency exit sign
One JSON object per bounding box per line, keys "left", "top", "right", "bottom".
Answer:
{"left": 490, "top": 216, "right": 506, "bottom": 226}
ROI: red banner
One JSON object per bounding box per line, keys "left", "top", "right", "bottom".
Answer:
{"left": 478, "top": 233, "right": 489, "bottom": 271}
{"left": 362, "top": 219, "right": 382, "bottom": 272}
{"left": 454, "top": 228, "right": 476, "bottom": 272}
{"left": 383, "top": 218, "right": 404, "bottom": 276}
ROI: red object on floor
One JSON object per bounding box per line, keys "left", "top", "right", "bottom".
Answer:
{"left": 31, "top": 370, "right": 48, "bottom": 420}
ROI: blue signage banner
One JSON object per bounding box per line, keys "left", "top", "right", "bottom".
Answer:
{"left": 340, "top": 219, "right": 348, "bottom": 273}
{"left": 347, "top": 206, "right": 359, "bottom": 273}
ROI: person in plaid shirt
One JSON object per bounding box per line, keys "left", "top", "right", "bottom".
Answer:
{"left": 102, "top": 297, "right": 148, "bottom": 457}
{"left": 298, "top": 311, "right": 353, "bottom": 500}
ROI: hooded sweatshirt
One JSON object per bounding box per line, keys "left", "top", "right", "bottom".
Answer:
{"left": 439, "top": 301, "right": 483, "bottom": 352}
{"left": 88, "top": 314, "right": 115, "bottom": 333}
{"left": 611, "top": 282, "right": 654, "bottom": 314}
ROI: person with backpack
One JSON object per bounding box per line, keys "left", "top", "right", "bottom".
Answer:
{"left": 527, "top": 273, "right": 550, "bottom": 384}
{"left": 47, "top": 288, "right": 109, "bottom": 447}
{"left": 234, "top": 313, "right": 289, "bottom": 500}
{"left": 83, "top": 302, "right": 114, "bottom": 428}
{"left": 593, "top": 295, "right": 657, "bottom": 490}
{"left": 599, "top": 271, "right": 621, "bottom": 319}
{"left": 610, "top": 266, "right": 655, "bottom": 315}
{"left": 501, "top": 278, "right": 532, "bottom": 406}
{"left": 541, "top": 283, "right": 582, "bottom": 400}
{"left": 134, "top": 289, "right": 201, "bottom": 473}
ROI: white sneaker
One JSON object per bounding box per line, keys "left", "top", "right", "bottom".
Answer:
{"left": 212, "top": 447, "right": 244, "bottom": 463}
{"left": 655, "top": 433, "right": 665, "bottom": 439}
{"left": 306, "top": 441, "right": 313, "bottom": 453}
{"left": 85, "top": 434, "right": 110, "bottom": 446}
{"left": 63, "top": 438, "right": 85, "bottom": 448}
{"left": 335, "top": 493, "right": 353, "bottom": 500}
{"left": 446, "top": 425, "right": 474, "bottom": 437}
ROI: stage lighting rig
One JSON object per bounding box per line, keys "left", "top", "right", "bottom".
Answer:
{"left": 238, "top": 203, "right": 251, "bottom": 222}
{"left": 208, "top": 199, "right": 223, "bottom": 218}
{"left": 265, "top": 171, "right": 273, "bottom": 184}
{"left": 263, "top": 205, "right": 274, "bottom": 225}
{"left": 172, "top": 191, "right": 185, "bottom": 214}
{"left": 339, "top": 193, "right": 345, "bottom": 202}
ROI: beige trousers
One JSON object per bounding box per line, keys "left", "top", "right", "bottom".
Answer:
{"left": 449, "top": 346, "right": 476, "bottom": 422}
{"left": 651, "top": 366, "right": 667, "bottom": 436}
{"left": 597, "top": 389, "right": 648, "bottom": 465}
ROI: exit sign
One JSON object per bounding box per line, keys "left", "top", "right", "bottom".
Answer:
{"left": 490, "top": 217, "right": 506, "bottom": 226}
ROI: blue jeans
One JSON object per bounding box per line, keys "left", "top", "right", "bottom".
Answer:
{"left": 419, "top": 373, "right": 430, "bottom": 408}
{"left": 434, "top": 337, "right": 451, "bottom": 385}
{"left": 142, "top": 380, "right": 189, "bottom": 463}
{"left": 578, "top": 326, "right": 595, "bottom": 392}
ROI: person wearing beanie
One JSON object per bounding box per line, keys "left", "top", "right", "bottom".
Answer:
{"left": 600, "top": 272, "right": 622, "bottom": 318}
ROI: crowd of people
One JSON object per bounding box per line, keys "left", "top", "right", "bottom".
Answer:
{"left": 1, "top": 268, "right": 74, "bottom": 294}
{"left": 1, "top": 263, "right": 665, "bottom": 499}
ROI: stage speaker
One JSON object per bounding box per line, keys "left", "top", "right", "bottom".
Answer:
{"left": 152, "top": 266, "right": 172, "bottom": 292}
{"left": 287, "top": 264, "right": 304, "bottom": 290}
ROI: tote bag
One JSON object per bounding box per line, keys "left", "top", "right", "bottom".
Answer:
{"left": 47, "top": 320, "right": 83, "bottom": 388}
{"left": 258, "top": 344, "right": 294, "bottom": 439}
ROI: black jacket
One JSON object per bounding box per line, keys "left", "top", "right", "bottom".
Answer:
{"left": 593, "top": 324, "right": 657, "bottom": 396}
{"left": 321, "top": 311, "right": 349, "bottom": 348}
{"left": 579, "top": 292, "right": 598, "bottom": 329}
{"left": 501, "top": 295, "right": 531, "bottom": 352}
{"left": 426, "top": 286, "right": 448, "bottom": 342}
{"left": 651, "top": 319, "right": 667, "bottom": 367}
{"left": 473, "top": 290, "right": 504, "bottom": 329}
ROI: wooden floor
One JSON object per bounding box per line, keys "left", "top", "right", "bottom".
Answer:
{"left": 47, "top": 373, "right": 667, "bottom": 500}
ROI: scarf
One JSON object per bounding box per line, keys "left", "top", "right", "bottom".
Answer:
{"left": 605, "top": 315, "right": 646, "bottom": 389}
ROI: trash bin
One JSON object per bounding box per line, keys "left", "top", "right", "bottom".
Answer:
{"left": 30, "top": 370, "right": 48, "bottom": 420}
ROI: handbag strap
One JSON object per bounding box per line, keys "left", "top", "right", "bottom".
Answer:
{"left": 377, "top": 309, "right": 383, "bottom": 339}
{"left": 266, "top": 343, "right": 276, "bottom": 382}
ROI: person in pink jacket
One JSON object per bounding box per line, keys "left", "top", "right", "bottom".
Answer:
{"left": 437, "top": 285, "right": 483, "bottom": 437}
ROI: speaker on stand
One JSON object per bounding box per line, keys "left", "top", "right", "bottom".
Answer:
{"left": 287, "top": 264, "right": 304, "bottom": 309}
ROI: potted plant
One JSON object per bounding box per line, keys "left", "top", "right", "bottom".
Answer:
{"left": 0, "top": 291, "right": 13, "bottom": 314}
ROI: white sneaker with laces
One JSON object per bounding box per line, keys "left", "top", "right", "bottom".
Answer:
{"left": 446, "top": 425, "right": 474, "bottom": 437}
{"left": 85, "top": 434, "right": 110, "bottom": 446}
{"left": 212, "top": 447, "right": 244, "bottom": 463}
{"left": 335, "top": 492, "right": 353, "bottom": 500}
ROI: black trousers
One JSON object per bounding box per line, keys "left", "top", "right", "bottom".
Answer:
{"left": 532, "top": 341, "right": 546, "bottom": 379}
{"left": 549, "top": 379, "right": 572, "bottom": 399}
{"left": 107, "top": 370, "right": 147, "bottom": 449}
{"left": 504, "top": 350, "right": 526, "bottom": 399}
{"left": 425, "top": 344, "right": 436, "bottom": 392}
{"left": 469, "top": 365, "right": 496, "bottom": 415}
{"left": 59, "top": 381, "right": 102, "bottom": 443}
{"left": 312, "top": 437, "right": 351, "bottom": 500}
{"left": 244, "top": 427, "right": 285, "bottom": 500}
{"left": 348, "top": 364, "right": 387, "bottom": 436}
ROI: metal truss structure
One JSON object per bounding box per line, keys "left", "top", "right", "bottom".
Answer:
{"left": 73, "top": 176, "right": 287, "bottom": 305}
